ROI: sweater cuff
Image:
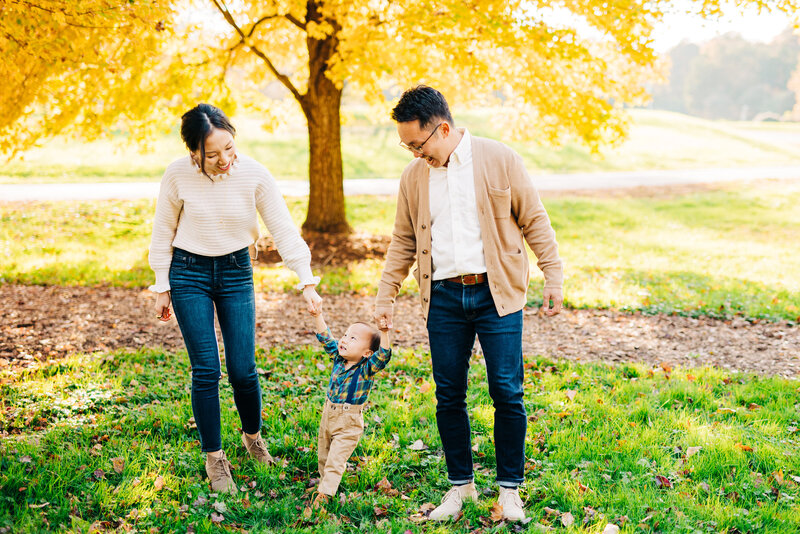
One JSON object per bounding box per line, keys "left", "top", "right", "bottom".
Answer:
{"left": 295, "top": 275, "right": 321, "bottom": 291}
{"left": 149, "top": 271, "right": 171, "bottom": 293}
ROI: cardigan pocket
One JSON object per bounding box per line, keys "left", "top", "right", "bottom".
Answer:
{"left": 488, "top": 186, "right": 511, "bottom": 218}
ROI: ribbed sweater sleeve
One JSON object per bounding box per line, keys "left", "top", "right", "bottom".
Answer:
{"left": 148, "top": 167, "right": 182, "bottom": 293}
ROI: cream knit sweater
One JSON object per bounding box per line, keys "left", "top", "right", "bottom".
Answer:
{"left": 148, "top": 154, "right": 315, "bottom": 293}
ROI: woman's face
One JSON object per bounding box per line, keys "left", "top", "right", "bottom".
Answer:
{"left": 194, "top": 127, "right": 236, "bottom": 174}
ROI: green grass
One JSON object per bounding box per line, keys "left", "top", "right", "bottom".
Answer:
{"left": 2, "top": 181, "right": 799, "bottom": 321}
{"left": 2, "top": 348, "right": 799, "bottom": 532}
{"left": 5, "top": 109, "right": 800, "bottom": 184}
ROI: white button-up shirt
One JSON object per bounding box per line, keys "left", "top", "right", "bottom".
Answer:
{"left": 428, "top": 128, "right": 487, "bottom": 280}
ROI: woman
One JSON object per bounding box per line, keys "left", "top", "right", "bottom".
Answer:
{"left": 149, "top": 103, "right": 322, "bottom": 494}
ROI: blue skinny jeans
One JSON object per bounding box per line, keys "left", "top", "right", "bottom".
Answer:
{"left": 169, "top": 247, "right": 261, "bottom": 452}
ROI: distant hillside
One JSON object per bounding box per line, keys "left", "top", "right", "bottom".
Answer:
{"left": 650, "top": 29, "right": 800, "bottom": 120}
{"left": 5, "top": 109, "right": 800, "bottom": 184}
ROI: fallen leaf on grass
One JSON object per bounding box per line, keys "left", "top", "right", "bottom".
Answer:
{"left": 565, "top": 390, "right": 577, "bottom": 402}
{"left": 748, "top": 403, "right": 762, "bottom": 410}
{"left": 601, "top": 524, "right": 620, "bottom": 534}
{"left": 654, "top": 475, "right": 673, "bottom": 489}
{"left": 561, "top": 512, "right": 575, "bottom": 527}
{"left": 489, "top": 502, "right": 504, "bottom": 522}
{"left": 153, "top": 475, "right": 165, "bottom": 491}
{"left": 408, "top": 439, "right": 428, "bottom": 451}
{"left": 19, "top": 456, "right": 32, "bottom": 464}
{"left": 374, "top": 477, "right": 399, "bottom": 496}
{"left": 213, "top": 501, "right": 227, "bottom": 513}
{"left": 111, "top": 457, "right": 124, "bottom": 474}
{"left": 210, "top": 512, "right": 224, "bottom": 523}
{"left": 374, "top": 506, "right": 388, "bottom": 517}
{"left": 542, "top": 506, "right": 560, "bottom": 517}
{"left": 735, "top": 443, "right": 753, "bottom": 452}
{"left": 28, "top": 502, "right": 49, "bottom": 509}
{"left": 419, "top": 382, "right": 432, "bottom": 394}
{"left": 660, "top": 362, "right": 672, "bottom": 374}
{"left": 192, "top": 495, "right": 207, "bottom": 507}
{"left": 686, "top": 446, "right": 702, "bottom": 458}
{"left": 92, "top": 469, "right": 105, "bottom": 480}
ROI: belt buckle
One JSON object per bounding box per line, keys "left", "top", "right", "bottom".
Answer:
{"left": 461, "top": 274, "right": 478, "bottom": 285}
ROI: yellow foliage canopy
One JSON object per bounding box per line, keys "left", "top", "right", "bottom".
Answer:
{"left": 3, "top": 0, "right": 799, "bottom": 156}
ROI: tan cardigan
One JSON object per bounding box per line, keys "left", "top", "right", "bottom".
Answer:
{"left": 376, "top": 135, "right": 563, "bottom": 320}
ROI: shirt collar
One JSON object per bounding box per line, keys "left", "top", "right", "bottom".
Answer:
{"left": 448, "top": 128, "right": 471, "bottom": 167}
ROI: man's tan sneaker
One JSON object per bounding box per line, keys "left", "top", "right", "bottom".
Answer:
{"left": 241, "top": 433, "right": 276, "bottom": 464}
{"left": 429, "top": 482, "right": 478, "bottom": 521}
{"left": 498, "top": 486, "right": 525, "bottom": 521}
{"left": 205, "top": 451, "right": 237, "bottom": 494}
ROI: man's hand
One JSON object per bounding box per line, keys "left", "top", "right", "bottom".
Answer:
{"left": 374, "top": 306, "right": 393, "bottom": 331}
{"left": 541, "top": 287, "right": 563, "bottom": 316}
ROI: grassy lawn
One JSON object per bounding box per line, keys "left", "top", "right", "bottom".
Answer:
{"left": 1, "top": 347, "right": 799, "bottom": 532}
{"left": 5, "top": 109, "right": 800, "bottom": 184}
{"left": 2, "top": 181, "right": 799, "bottom": 321}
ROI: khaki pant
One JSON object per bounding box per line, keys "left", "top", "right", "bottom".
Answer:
{"left": 317, "top": 399, "right": 364, "bottom": 496}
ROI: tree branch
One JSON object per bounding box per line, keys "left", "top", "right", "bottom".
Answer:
{"left": 248, "top": 13, "right": 306, "bottom": 37}
{"left": 210, "top": 0, "right": 304, "bottom": 103}
{"left": 285, "top": 13, "right": 307, "bottom": 30}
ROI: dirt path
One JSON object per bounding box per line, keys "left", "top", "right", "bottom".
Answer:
{"left": 2, "top": 285, "right": 797, "bottom": 378}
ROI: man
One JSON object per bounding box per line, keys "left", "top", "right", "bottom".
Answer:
{"left": 375, "top": 86, "right": 563, "bottom": 521}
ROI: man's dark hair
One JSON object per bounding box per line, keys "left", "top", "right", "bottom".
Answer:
{"left": 391, "top": 85, "right": 454, "bottom": 129}
{"left": 180, "top": 103, "right": 236, "bottom": 178}
{"left": 354, "top": 322, "right": 381, "bottom": 352}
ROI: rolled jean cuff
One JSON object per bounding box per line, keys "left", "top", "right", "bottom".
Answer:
{"left": 497, "top": 479, "right": 523, "bottom": 488}
{"left": 448, "top": 477, "right": 474, "bottom": 486}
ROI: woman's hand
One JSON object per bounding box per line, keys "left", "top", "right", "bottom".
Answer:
{"left": 154, "top": 291, "right": 172, "bottom": 321}
{"left": 302, "top": 285, "right": 322, "bottom": 315}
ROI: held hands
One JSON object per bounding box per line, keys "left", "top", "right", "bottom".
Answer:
{"left": 374, "top": 307, "right": 393, "bottom": 332}
{"left": 154, "top": 291, "right": 172, "bottom": 321}
{"left": 541, "top": 287, "right": 563, "bottom": 316}
{"left": 303, "top": 285, "right": 323, "bottom": 315}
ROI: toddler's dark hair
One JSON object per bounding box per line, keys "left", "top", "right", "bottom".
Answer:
{"left": 354, "top": 322, "right": 381, "bottom": 352}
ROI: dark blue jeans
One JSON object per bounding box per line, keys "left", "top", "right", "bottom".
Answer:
{"left": 169, "top": 247, "right": 261, "bottom": 452}
{"left": 426, "top": 280, "right": 526, "bottom": 487}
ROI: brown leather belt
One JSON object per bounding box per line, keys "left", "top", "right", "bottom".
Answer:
{"left": 444, "top": 273, "right": 487, "bottom": 285}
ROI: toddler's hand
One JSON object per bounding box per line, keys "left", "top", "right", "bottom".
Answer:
{"left": 378, "top": 317, "right": 390, "bottom": 332}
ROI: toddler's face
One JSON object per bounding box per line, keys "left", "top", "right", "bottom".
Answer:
{"left": 337, "top": 323, "right": 374, "bottom": 362}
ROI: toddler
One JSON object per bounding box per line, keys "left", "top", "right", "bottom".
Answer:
{"left": 309, "top": 306, "right": 391, "bottom": 507}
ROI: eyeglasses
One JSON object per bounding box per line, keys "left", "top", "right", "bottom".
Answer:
{"left": 399, "top": 123, "right": 441, "bottom": 154}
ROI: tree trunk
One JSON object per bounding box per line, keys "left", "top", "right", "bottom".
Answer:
{"left": 299, "top": 1, "right": 350, "bottom": 235}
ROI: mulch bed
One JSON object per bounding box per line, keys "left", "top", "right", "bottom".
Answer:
{"left": 2, "top": 284, "right": 798, "bottom": 379}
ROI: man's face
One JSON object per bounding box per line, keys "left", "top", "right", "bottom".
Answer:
{"left": 396, "top": 120, "right": 450, "bottom": 168}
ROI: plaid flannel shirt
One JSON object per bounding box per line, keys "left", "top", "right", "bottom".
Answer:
{"left": 316, "top": 328, "right": 391, "bottom": 405}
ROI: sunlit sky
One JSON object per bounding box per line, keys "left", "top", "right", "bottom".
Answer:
{"left": 651, "top": 2, "right": 798, "bottom": 52}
